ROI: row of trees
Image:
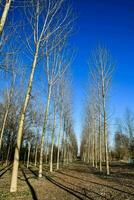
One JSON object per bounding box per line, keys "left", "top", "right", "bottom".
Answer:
{"left": 80, "top": 46, "right": 114, "bottom": 175}
{"left": 0, "top": 0, "right": 77, "bottom": 193}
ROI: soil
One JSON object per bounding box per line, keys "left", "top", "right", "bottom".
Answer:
{"left": 0, "top": 161, "right": 134, "bottom": 200}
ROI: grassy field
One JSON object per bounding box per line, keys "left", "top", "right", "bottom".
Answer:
{"left": 0, "top": 161, "right": 134, "bottom": 200}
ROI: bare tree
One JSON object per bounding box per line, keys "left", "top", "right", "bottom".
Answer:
{"left": 39, "top": 37, "right": 73, "bottom": 177}
{"left": 10, "top": 0, "right": 73, "bottom": 192}
{"left": 0, "top": 69, "right": 16, "bottom": 151}
{"left": 50, "top": 100, "right": 57, "bottom": 172}
{"left": 89, "top": 46, "right": 114, "bottom": 175}
{"left": 0, "top": 0, "right": 12, "bottom": 35}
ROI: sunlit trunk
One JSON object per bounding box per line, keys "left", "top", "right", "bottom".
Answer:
{"left": 39, "top": 84, "right": 52, "bottom": 178}
{"left": 50, "top": 107, "right": 56, "bottom": 172}
{"left": 56, "top": 111, "right": 62, "bottom": 170}
{"left": 92, "top": 125, "right": 95, "bottom": 167}
{"left": 95, "top": 122, "right": 98, "bottom": 169}
{"left": 99, "top": 113, "right": 102, "bottom": 172}
{"left": 10, "top": 44, "right": 39, "bottom": 192}
{"left": 104, "top": 110, "right": 109, "bottom": 175}
{"left": 0, "top": 107, "right": 9, "bottom": 150}
{"left": 0, "top": 0, "right": 12, "bottom": 35}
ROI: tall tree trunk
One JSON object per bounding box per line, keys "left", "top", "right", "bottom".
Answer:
{"left": 104, "top": 110, "right": 109, "bottom": 175}
{"left": 50, "top": 107, "right": 56, "bottom": 172}
{"left": 92, "top": 125, "right": 95, "bottom": 167}
{"left": 5, "top": 131, "right": 13, "bottom": 166}
{"left": 99, "top": 113, "right": 102, "bottom": 172}
{"left": 39, "top": 84, "right": 52, "bottom": 178}
{"left": 34, "top": 143, "right": 38, "bottom": 167}
{"left": 10, "top": 44, "right": 39, "bottom": 192}
{"left": 0, "top": 0, "right": 12, "bottom": 35}
{"left": 0, "top": 107, "right": 9, "bottom": 150}
{"left": 27, "top": 142, "right": 31, "bottom": 169}
{"left": 56, "top": 111, "right": 62, "bottom": 170}
{"left": 24, "top": 148, "right": 27, "bottom": 165}
{"left": 94, "top": 121, "right": 98, "bottom": 168}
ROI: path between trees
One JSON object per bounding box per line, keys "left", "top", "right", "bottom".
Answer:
{"left": 0, "top": 161, "right": 134, "bottom": 200}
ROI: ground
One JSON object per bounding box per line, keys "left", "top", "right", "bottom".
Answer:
{"left": 0, "top": 161, "right": 134, "bottom": 200}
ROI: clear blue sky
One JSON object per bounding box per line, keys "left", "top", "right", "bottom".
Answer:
{"left": 71, "top": 0, "right": 134, "bottom": 146}
{"left": 1, "top": 0, "right": 134, "bottom": 147}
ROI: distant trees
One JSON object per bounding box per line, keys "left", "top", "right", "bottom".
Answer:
{"left": 115, "top": 132, "right": 129, "bottom": 160}
{"left": 81, "top": 45, "right": 114, "bottom": 175}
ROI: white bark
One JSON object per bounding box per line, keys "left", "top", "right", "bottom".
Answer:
{"left": 0, "top": 0, "right": 12, "bottom": 35}
{"left": 10, "top": 45, "right": 39, "bottom": 192}
{"left": 50, "top": 106, "right": 56, "bottom": 172}
{"left": 39, "top": 84, "right": 52, "bottom": 178}
{"left": 0, "top": 108, "right": 9, "bottom": 150}
{"left": 56, "top": 111, "right": 62, "bottom": 170}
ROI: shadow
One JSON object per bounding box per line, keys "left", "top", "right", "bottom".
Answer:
{"left": 53, "top": 175, "right": 108, "bottom": 200}
{"left": 0, "top": 165, "right": 9, "bottom": 172}
{"left": 28, "top": 167, "right": 38, "bottom": 177}
{"left": 21, "top": 168, "right": 38, "bottom": 200}
{"left": 93, "top": 170, "right": 134, "bottom": 189}
{"left": 46, "top": 175, "right": 94, "bottom": 200}
{"left": 0, "top": 166, "right": 12, "bottom": 178}
{"left": 26, "top": 167, "right": 93, "bottom": 200}
{"left": 57, "top": 171, "right": 134, "bottom": 197}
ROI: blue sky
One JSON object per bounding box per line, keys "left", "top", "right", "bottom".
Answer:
{"left": 1, "top": 0, "right": 134, "bottom": 147}
{"left": 71, "top": 0, "right": 134, "bottom": 146}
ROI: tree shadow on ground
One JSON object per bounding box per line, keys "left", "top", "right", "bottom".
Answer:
{"left": 21, "top": 168, "right": 38, "bottom": 200}
{"left": 0, "top": 165, "right": 9, "bottom": 172}
{"left": 57, "top": 171, "right": 134, "bottom": 197}
{"left": 91, "top": 164, "right": 134, "bottom": 189}
{"left": 0, "top": 165, "right": 12, "bottom": 178}
{"left": 46, "top": 175, "right": 94, "bottom": 200}
{"left": 28, "top": 167, "right": 94, "bottom": 200}
{"left": 53, "top": 174, "right": 108, "bottom": 200}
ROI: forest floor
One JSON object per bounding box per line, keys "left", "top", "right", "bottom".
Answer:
{"left": 0, "top": 161, "right": 134, "bottom": 200}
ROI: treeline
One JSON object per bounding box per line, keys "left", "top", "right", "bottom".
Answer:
{"left": 80, "top": 46, "right": 134, "bottom": 175}
{"left": 0, "top": 0, "right": 77, "bottom": 192}
{"left": 80, "top": 46, "right": 113, "bottom": 175}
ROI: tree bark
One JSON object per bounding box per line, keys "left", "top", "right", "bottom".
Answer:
{"left": 0, "top": 107, "right": 9, "bottom": 150}
{"left": 99, "top": 113, "right": 102, "bottom": 172}
{"left": 104, "top": 110, "right": 109, "bottom": 175}
{"left": 5, "top": 131, "right": 13, "bottom": 166}
{"left": 10, "top": 44, "right": 39, "bottom": 192}
{"left": 0, "top": 0, "right": 12, "bottom": 35}
{"left": 27, "top": 142, "right": 31, "bottom": 168}
{"left": 92, "top": 124, "right": 95, "bottom": 167}
{"left": 56, "top": 111, "right": 62, "bottom": 170}
{"left": 39, "top": 84, "right": 52, "bottom": 178}
{"left": 34, "top": 143, "right": 38, "bottom": 167}
{"left": 50, "top": 106, "right": 56, "bottom": 172}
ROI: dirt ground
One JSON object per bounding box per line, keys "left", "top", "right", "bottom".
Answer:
{"left": 0, "top": 161, "right": 134, "bottom": 200}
